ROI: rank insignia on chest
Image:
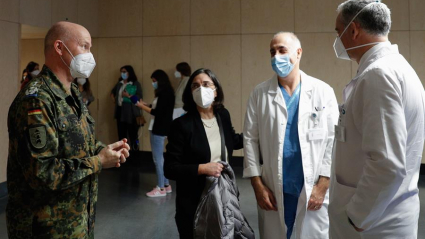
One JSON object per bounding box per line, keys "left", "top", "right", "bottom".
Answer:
{"left": 29, "top": 125, "right": 47, "bottom": 149}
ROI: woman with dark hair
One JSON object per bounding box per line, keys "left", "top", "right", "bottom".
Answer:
{"left": 20, "top": 61, "right": 40, "bottom": 89}
{"left": 132, "top": 69, "right": 175, "bottom": 197}
{"left": 164, "top": 68, "right": 247, "bottom": 238}
{"left": 110, "top": 65, "right": 143, "bottom": 151}
{"left": 173, "top": 62, "right": 192, "bottom": 119}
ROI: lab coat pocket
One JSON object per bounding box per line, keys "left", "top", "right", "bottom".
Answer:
{"left": 329, "top": 180, "right": 360, "bottom": 238}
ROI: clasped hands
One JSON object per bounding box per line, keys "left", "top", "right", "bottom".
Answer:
{"left": 98, "top": 138, "right": 130, "bottom": 168}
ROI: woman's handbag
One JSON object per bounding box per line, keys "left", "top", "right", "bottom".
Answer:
{"left": 136, "top": 115, "right": 146, "bottom": 126}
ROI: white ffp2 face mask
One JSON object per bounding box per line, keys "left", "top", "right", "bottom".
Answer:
{"left": 60, "top": 42, "right": 96, "bottom": 78}
{"left": 174, "top": 71, "right": 182, "bottom": 79}
{"left": 77, "top": 78, "right": 87, "bottom": 85}
{"left": 333, "top": 2, "right": 381, "bottom": 60}
{"left": 31, "top": 70, "right": 40, "bottom": 76}
{"left": 192, "top": 86, "right": 216, "bottom": 109}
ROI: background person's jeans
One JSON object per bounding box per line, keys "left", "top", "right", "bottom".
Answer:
{"left": 150, "top": 132, "right": 169, "bottom": 188}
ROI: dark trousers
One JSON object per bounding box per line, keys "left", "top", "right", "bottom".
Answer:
{"left": 117, "top": 121, "right": 139, "bottom": 149}
{"left": 175, "top": 214, "right": 194, "bottom": 239}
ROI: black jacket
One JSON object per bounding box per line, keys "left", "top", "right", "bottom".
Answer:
{"left": 164, "top": 108, "right": 243, "bottom": 235}
{"left": 111, "top": 80, "right": 143, "bottom": 123}
{"left": 150, "top": 88, "right": 175, "bottom": 136}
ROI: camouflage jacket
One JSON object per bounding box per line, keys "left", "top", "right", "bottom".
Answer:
{"left": 7, "top": 65, "right": 105, "bottom": 239}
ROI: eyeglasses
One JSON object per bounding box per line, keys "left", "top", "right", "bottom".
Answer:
{"left": 191, "top": 81, "right": 215, "bottom": 90}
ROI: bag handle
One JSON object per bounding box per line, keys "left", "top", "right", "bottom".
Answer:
{"left": 216, "top": 114, "right": 226, "bottom": 162}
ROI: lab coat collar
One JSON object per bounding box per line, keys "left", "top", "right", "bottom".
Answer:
{"left": 357, "top": 41, "right": 395, "bottom": 77}
{"left": 268, "top": 71, "right": 312, "bottom": 94}
{"left": 269, "top": 71, "right": 313, "bottom": 108}
{"left": 343, "top": 42, "right": 398, "bottom": 102}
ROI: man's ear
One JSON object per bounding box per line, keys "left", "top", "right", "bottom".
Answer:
{"left": 54, "top": 40, "right": 63, "bottom": 56}
{"left": 296, "top": 48, "right": 303, "bottom": 59}
{"left": 351, "top": 22, "right": 361, "bottom": 40}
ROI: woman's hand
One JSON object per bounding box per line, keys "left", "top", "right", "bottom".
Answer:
{"left": 198, "top": 162, "right": 223, "bottom": 177}
{"left": 122, "top": 91, "right": 130, "bottom": 98}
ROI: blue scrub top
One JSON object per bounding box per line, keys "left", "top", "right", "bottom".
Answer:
{"left": 279, "top": 82, "right": 304, "bottom": 197}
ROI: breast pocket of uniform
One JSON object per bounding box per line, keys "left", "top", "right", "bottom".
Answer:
{"left": 57, "top": 115, "right": 85, "bottom": 149}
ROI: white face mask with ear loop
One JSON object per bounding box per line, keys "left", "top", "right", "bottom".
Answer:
{"left": 333, "top": 1, "right": 382, "bottom": 60}
{"left": 60, "top": 41, "right": 96, "bottom": 78}
{"left": 192, "top": 86, "right": 216, "bottom": 109}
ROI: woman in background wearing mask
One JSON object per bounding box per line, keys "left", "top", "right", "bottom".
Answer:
{"left": 74, "top": 78, "right": 94, "bottom": 106}
{"left": 20, "top": 61, "right": 40, "bottom": 90}
{"left": 173, "top": 62, "right": 192, "bottom": 120}
{"left": 131, "top": 69, "right": 175, "bottom": 197}
{"left": 163, "top": 68, "right": 244, "bottom": 238}
{"left": 111, "top": 65, "right": 143, "bottom": 151}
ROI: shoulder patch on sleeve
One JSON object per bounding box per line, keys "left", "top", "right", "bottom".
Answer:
{"left": 29, "top": 125, "right": 47, "bottom": 149}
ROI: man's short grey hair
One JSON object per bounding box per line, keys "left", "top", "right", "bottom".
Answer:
{"left": 272, "top": 32, "right": 302, "bottom": 49}
{"left": 44, "top": 22, "right": 72, "bottom": 55}
{"left": 337, "top": 0, "right": 391, "bottom": 36}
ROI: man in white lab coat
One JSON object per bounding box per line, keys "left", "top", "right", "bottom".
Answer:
{"left": 330, "top": 1, "right": 425, "bottom": 238}
{"left": 243, "top": 32, "right": 339, "bottom": 239}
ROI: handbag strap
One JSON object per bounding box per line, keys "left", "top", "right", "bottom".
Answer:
{"left": 216, "top": 114, "right": 226, "bottom": 162}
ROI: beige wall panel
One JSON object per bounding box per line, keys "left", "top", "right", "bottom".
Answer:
{"left": 141, "top": 36, "right": 191, "bottom": 151}
{"left": 190, "top": 35, "right": 243, "bottom": 155}
{"left": 98, "top": 0, "right": 142, "bottom": 37}
{"left": 0, "top": 0, "right": 20, "bottom": 23}
{"left": 20, "top": 39, "right": 45, "bottom": 89}
{"left": 52, "top": 0, "right": 78, "bottom": 23}
{"left": 402, "top": 31, "right": 425, "bottom": 163}
{"left": 191, "top": 0, "right": 240, "bottom": 35}
{"left": 241, "top": 34, "right": 274, "bottom": 126}
{"left": 87, "top": 38, "right": 99, "bottom": 123}
{"left": 384, "top": 0, "right": 409, "bottom": 31}
{"left": 410, "top": 0, "right": 425, "bottom": 30}
{"left": 20, "top": 0, "right": 52, "bottom": 28}
{"left": 295, "top": 0, "right": 345, "bottom": 33}
{"left": 0, "top": 21, "right": 20, "bottom": 182}
{"left": 96, "top": 37, "right": 143, "bottom": 147}
{"left": 297, "top": 33, "right": 352, "bottom": 103}
{"left": 78, "top": 0, "right": 99, "bottom": 37}
{"left": 241, "top": 0, "right": 294, "bottom": 34}
{"left": 143, "top": 0, "right": 190, "bottom": 36}
{"left": 388, "top": 31, "right": 410, "bottom": 61}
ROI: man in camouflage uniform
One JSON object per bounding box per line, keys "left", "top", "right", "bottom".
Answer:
{"left": 7, "top": 22, "right": 130, "bottom": 239}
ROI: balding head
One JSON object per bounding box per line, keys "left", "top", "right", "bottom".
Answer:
{"left": 271, "top": 32, "right": 301, "bottom": 50}
{"left": 44, "top": 21, "right": 89, "bottom": 55}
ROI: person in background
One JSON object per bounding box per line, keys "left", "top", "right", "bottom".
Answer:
{"left": 21, "top": 69, "right": 27, "bottom": 84}
{"left": 7, "top": 21, "right": 129, "bottom": 239}
{"left": 74, "top": 78, "right": 94, "bottom": 106}
{"left": 111, "top": 65, "right": 143, "bottom": 151}
{"left": 329, "top": 1, "right": 425, "bottom": 238}
{"left": 164, "top": 68, "right": 244, "bottom": 238}
{"left": 173, "top": 62, "right": 191, "bottom": 120}
{"left": 20, "top": 61, "right": 40, "bottom": 90}
{"left": 130, "top": 69, "right": 175, "bottom": 197}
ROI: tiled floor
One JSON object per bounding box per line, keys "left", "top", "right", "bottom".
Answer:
{"left": 0, "top": 153, "right": 424, "bottom": 238}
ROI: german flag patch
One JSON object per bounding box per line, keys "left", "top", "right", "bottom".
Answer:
{"left": 28, "top": 109, "right": 42, "bottom": 116}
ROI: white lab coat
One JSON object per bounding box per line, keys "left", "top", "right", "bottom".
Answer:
{"left": 329, "top": 42, "right": 425, "bottom": 239}
{"left": 243, "top": 71, "right": 339, "bottom": 239}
